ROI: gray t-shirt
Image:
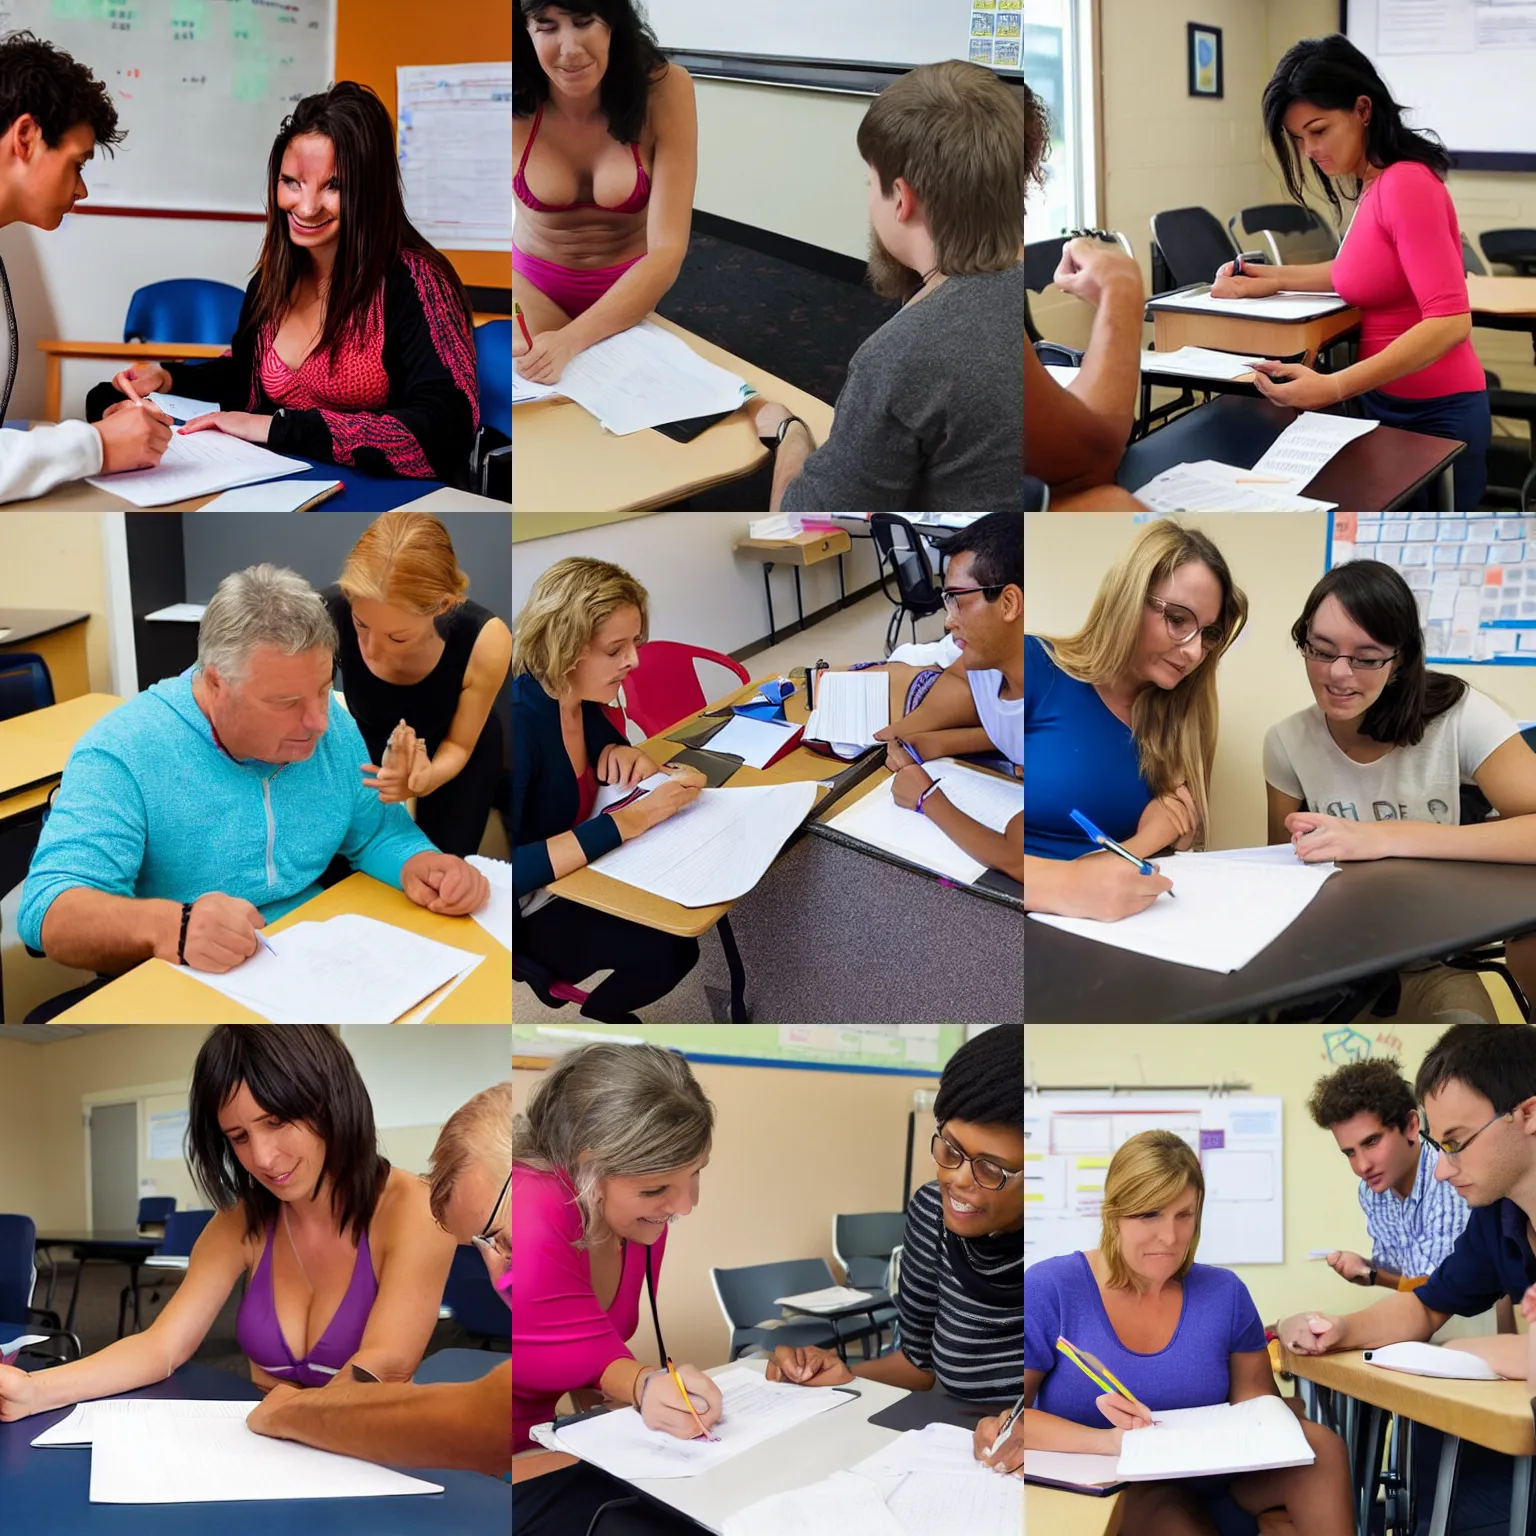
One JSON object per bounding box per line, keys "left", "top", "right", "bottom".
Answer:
{"left": 782, "top": 265, "right": 1024, "bottom": 512}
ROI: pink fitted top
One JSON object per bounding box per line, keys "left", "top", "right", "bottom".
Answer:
{"left": 511, "top": 1163, "right": 666, "bottom": 1451}
{"left": 1330, "top": 161, "right": 1485, "bottom": 400}
{"left": 514, "top": 105, "right": 652, "bottom": 215}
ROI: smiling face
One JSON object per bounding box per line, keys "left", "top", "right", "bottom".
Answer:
{"left": 1329, "top": 1109, "right": 1421, "bottom": 1198}
{"left": 349, "top": 596, "right": 446, "bottom": 682}
{"left": 218, "top": 1082, "right": 327, "bottom": 1204}
{"left": 276, "top": 132, "right": 342, "bottom": 260}
{"left": 200, "top": 645, "right": 333, "bottom": 764}
{"left": 566, "top": 603, "right": 642, "bottom": 705}
{"left": 1116, "top": 1182, "right": 1199, "bottom": 1286}
{"left": 1301, "top": 593, "right": 1397, "bottom": 725}
{"left": 593, "top": 1151, "right": 709, "bottom": 1245}
{"left": 1132, "top": 560, "right": 1224, "bottom": 691}
{"left": 1283, "top": 96, "right": 1371, "bottom": 179}
{"left": 935, "top": 1119, "right": 1023, "bottom": 1235}
{"left": 528, "top": 5, "right": 612, "bottom": 99}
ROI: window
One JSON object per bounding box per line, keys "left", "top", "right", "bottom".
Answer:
{"left": 1025, "top": 0, "right": 1095, "bottom": 239}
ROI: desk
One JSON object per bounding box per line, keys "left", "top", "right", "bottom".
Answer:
{"left": 35, "top": 338, "right": 228, "bottom": 423}
{"left": 1469, "top": 274, "right": 1536, "bottom": 360}
{"left": 1146, "top": 290, "right": 1361, "bottom": 367}
{"left": 1025, "top": 856, "right": 1536, "bottom": 1021}
{"left": 1027, "top": 1483, "right": 1124, "bottom": 1536}
{"left": 733, "top": 528, "right": 851, "bottom": 645}
{"left": 0, "top": 609, "right": 91, "bottom": 702}
{"left": 49, "top": 872, "right": 511, "bottom": 1024}
{"left": 32, "top": 1231, "right": 159, "bottom": 1334}
{"left": 0, "top": 694, "right": 122, "bottom": 802}
{"left": 0, "top": 1358, "right": 511, "bottom": 1536}
{"left": 512, "top": 314, "right": 837, "bottom": 514}
{"left": 1116, "top": 395, "right": 1461, "bottom": 512}
{"left": 1278, "top": 1346, "right": 1534, "bottom": 1536}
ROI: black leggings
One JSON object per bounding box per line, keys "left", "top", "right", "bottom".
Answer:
{"left": 515, "top": 1463, "right": 697, "bottom": 1535}
{"left": 515, "top": 897, "right": 699, "bottom": 1022}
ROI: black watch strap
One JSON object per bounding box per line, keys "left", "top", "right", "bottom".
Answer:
{"left": 760, "top": 414, "right": 811, "bottom": 450}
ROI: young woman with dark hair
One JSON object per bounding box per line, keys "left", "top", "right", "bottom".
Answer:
{"left": 90, "top": 82, "right": 480, "bottom": 485}
{"left": 513, "top": 0, "right": 697, "bottom": 385}
{"left": 1212, "top": 34, "right": 1490, "bottom": 508}
{"left": 0, "top": 1025, "right": 456, "bottom": 1424}
{"left": 1266, "top": 559, "right": 1536, "bottom": 1015}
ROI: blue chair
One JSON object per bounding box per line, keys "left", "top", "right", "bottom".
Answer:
{"left": 0, "top": 651, "right": 54, "bottom": 720}
{"left": 123, "top": 279, "right": 245, "bottom": 346}
{"left": 709, "top": 1258, "right": 883, "bottom": 1363}
{"left": 136, "top": 1197, "right": 177, "bottom": 1230}
{"left": 472, "top": 320, "right": 511, "bottom": 500}
{"left": 441, "top": 1244, "right": 511, "bottom": 1347}
{"left": 120, "top": 1208, "right": 212, "bottom": 1336}
{"left": 0, "top": 1213, "right": 78, "bottom": 1363}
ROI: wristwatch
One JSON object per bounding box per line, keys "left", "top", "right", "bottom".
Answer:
{"left": 759, "top": 414, "right": 812, "bottom": 450}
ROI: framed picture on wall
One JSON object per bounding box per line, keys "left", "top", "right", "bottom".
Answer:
{"left": 1188, "top": 22, "right": 1223, "bottom": 99}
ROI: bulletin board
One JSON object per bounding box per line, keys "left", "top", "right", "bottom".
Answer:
{"left": 1024, "top": 1092, "right": 1286, "bottom": 1267}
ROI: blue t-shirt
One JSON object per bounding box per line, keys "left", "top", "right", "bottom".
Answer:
{"left": 1024, "top": 634, "right": 1152, "bottom": 860}
{"left": 1024, "top": 1252, "right": 1267, "bottom": 1424}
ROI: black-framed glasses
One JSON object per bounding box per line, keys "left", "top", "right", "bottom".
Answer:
{"left": 1299, "top": 636, "right": 1398, "bottom": 673}
{"left": 472, "top": 1169, "right": 511, "bottom": 1263}
{"left": 941, "top": 583, "right": 1006, "bottom": 614}
{"left": 1146, "top": 595, "right": 1224, "bottom": 650}
{"left": 1421, "top": 1111, "right": 1510, "bottom": 1164}
{"left": 932, "top": 1125, "right": 1023, "bottom": 1191}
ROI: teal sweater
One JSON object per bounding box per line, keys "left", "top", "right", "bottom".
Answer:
{"left": 18, "top": 670, "right": 435, "bottom": 953}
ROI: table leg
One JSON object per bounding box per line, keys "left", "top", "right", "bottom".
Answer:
{"left": 715, "top": 914, "right": 750, "bottom": 1023}
{"left": 762, "top": 564, "right": 777, "bottom": 648}
{"left": 63, "top": 1250, "right": 87, "bottom": 1334}
{"left": 44, "top": 356, "right": 61, "bottom": 424}
{"left": 793, "top": 566, "right": 805, "bottom": 634}
{"left": 1356, "top": 1402, "right": 1388, "bottom": 1536}
{"left": 1511, "top": 1453, "right": 1532, "bottom": 1536}
{"left": 1427, "top": 1432, "right": 1461, "bottom": 1536}
{"left": 836, "top": 553, "right": 846, "bottom": 609}
{"left": 1434, "top": 463, "right": 1454, "bottom": 512}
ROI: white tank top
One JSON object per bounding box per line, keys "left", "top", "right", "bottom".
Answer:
{"left": 967, "top": 667, "right": 1022, "bottom": 765}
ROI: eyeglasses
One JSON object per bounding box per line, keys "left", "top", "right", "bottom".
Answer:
{"left": 932, "top": 1126, "right": 1023, "bottom": 1191}
{"left": 1421, "top": 1111, "right": 1509, "bottom": 1164}
{"left": 1146, "top": 595, "right": 1224, "bottom": 651}
{"left": 471, "top": 1169, "right": 511, "bottom": 1265}
{"left": 941, "top": 583, "right": 1006, "bottom": 614}
{"left": 1299, "top": 636, "right": 1398, "bottom": 673}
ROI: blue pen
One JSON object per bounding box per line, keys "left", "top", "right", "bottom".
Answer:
{"left": 1069, "top": 808, "right": 1174, "bottom": 896}
{"left": 256, "top": 932, "right": 278, "bottom": 958}
{"left": 897, "top": 736, "right": 924, "bottom": 766}
{"left": 1233, "top": 254, "right": 1244, "bottom": 278}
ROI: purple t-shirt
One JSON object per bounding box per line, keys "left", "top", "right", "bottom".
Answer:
{"left": 1025, "top": 1251, "right": 1266, "bottom": 1425}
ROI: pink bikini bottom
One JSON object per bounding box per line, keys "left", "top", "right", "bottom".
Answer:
{"left": 513, "top": 243, "right": 644, "bottom": 320}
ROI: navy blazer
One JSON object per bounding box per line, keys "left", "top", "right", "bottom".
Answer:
{"left": 512, "top": 671, "right": 628, "bottom": 898}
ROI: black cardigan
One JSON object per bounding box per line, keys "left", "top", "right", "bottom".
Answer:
{"left": 512, "top": 672, "right": 628, "bottom": 898}
{"left": 86, "top": 251, "right": 479, "bottom": 486}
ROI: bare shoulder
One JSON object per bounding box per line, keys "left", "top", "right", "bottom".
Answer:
{"left": 468, "top": 617, "right": 513, "bottom": 683}
{"left": 373, "top": 1166, "right": 436, "bottom": 1244}
{"left": 650, "top": 61, "right": 696, "bottom": 127}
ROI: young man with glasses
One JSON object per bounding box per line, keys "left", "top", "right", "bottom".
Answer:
{"left": 1279, "top": 1025, "right": 1536, "bottom": 1535}
{"left": 246, "top": 1083, "right": 513, "bottom": 1479}
{"left": 871, "top": 512, "right": 1022, "bottom": 883}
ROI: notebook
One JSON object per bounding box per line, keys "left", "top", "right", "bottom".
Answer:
{"left": 1116, "top": 1396, "right": 1315, "bottom": 1481}
{"left": 1022, "top": 1448, "right": 1125, "bottom": 1494}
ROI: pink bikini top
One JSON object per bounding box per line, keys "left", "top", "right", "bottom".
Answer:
{"left": 514, "top": 104, "right": 651, "bottom": 215}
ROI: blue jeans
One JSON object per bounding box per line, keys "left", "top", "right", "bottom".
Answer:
{"left": 1356, "top": 386, "right": 1492, "bottom": 510}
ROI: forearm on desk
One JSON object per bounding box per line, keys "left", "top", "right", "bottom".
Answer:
{"left": 849, "top": 1348, "right": 935, "bottom": 1392}
{"left": 1335, "top": 1292, "right": 1442, "bottom": 1350}
{"left": 1442, "top": 1335, "right": 1530, "bottom": 1379}
{"left": 1247, "top": 260, "right": 1336, "bottom": 292}
{"left": 31, "top": 1328, "right": 177, "bottom": 1414}
{"left": 768, "top": 423, "right": 814, "bottom": 512}
{"left": 920, "top": 791, "right": 1023, "bottom": 882}
{"left": 37, "top": 887, "right": 180, "bottom": 973}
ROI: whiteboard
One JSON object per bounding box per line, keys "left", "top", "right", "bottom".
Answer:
{"left": 0, "top": 0, "right": 336, "bottom": 213}
{"left": 1346, "top": 0, "right": 1536, "bottom": 159}
{"left": 1024, "top": 1093, "right": 1285, "bottom": 1268}
{"left": 640, "top": 0, "right": 1023, "bottom": 73}
{"left": 340, "top": 1025, "right": 510, "bottom": 1130}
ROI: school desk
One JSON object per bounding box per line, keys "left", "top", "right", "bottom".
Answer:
{"left": 1468, "top": 273, "right": 1536, "bottom": 358}
{"left": 1278, "top": 1345, "right": 1535, "bottom": 1536}
{"left": 34, "top": 338, "right": 229, "bottom": 424}
{"left": 0, "top": 694, "right": 122, "bottom": 803}
{"left": 1027, "top": 1482, "right": 1124, "bottom": 1536}
{"left": 1025, "top": 855, "right": 1536, "bottom": 1022}
{"left": 0, "top": 609, "right": 91, "bottom": 703}
{"left": 1145, "top": 289, "right": 1361, "bottom": 368}
{"left": 31, "top": 1231, "right": 160, "bottom": 1335}
{"left": 1115, "top": 394, "right": 1462, "bottom": 512}
{"left": 733, "top": 527, "right": 851, "bottom": 645}
{"left": 0, "top": 1359, "right": 511, "bottom": 1536}
{"left": 47, "top": 871, "right": 511, "bottom": 1024}
{"left": 511, "top": 313, "right": 837, "bottom": 514}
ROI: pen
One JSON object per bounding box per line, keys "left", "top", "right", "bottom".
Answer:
{"left": 665, "top": 1356, "right": 718, "bottom": 1441}
{"left": 1056, "top": 1337, "right": 1151, "bottom": 1417}
{"left": 513, "top": 300, "right": 533, "bottom": 349}
{"left": 1233, "top": 254, "right": 1245, "bottom": 277}
{"left": 256, "top": 932, "right": 278, "bottom": 958}
{"left": 896, "top": 736, "right": 924, "bottom": 766}
{"left": 1068, "top": 808, "right": 1173, "bottom": 895}
{"left": 987, "top": 1390, "right": 1027, "bottom": 1458}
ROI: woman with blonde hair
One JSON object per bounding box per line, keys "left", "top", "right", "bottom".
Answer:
{"left": 324, "top": 512, "right": 511, "bottom": 857}
{"left": 1023, "top": 1130, "right": 1353, "bottom": 1535}
{"left": 1024, "top": 519, "right": 1248, "bottom": 921}
{"left": 512, "top": 557, "right": 703, "bottom": 1022}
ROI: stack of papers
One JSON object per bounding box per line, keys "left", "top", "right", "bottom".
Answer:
{"left": 184, "top": 914, "right": 483, "bottom": 1022}
{"left": 724, "top": 1471, "right": 909, "bottom": 1536}
{"left": 702, "top": 714, "right": 802, "bottom": 770}
{"left": 774, "top": 1285, "right": 875, "bottom": 1312}
{"left": 1362, "top": 1341, "right": 1504, "bottom": 1380}
{"left": 200, "top": 480, "right": 344, "bottom": 512}
{"left": 1151, "top": 287, "right": 1349, "bottom": 319}
{"left": 1251, "top": 412, "right": 1379, "bottom": 483}
{"left": 86, "top": 429, "right": 312, "bottom": 508}
{"left": 804, "top": 671, "right": 890, "bottom": 750}
{"left": 1140, "top": 345, "right": 1266, "bottom": 381}
{"left": 1023, "top": 1448, "right": 1124, "bottom": 1490}
{"left": 1117, "top": 1398, "right": 1315, "bottom": 1480}
{"left": 512, "top": 320, "right": 751, "bottom": 434}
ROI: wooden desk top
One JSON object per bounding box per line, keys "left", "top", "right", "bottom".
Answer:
{"left": 1148, "top": 302, "right": 1360, "bottom": 367}
{"left": 1027, "top": 1482, "right": 1124, "bottom": 1536}
{"left": 36, "top": 339, "right": 229, "bottom": 359}
{"left": 0, "top": 609, "right": 90, "bottom": 643}
{"left": 734, "top": 528, "right": 852, "bottom": 564}
{"left": 1467, "top": 274, "right": 1536, "bottom": 318}
{"left": 51, "top": 872, "right": 511, "bottom": 1024}
{"left": 546, "top": 668, "right": 910, "bottom": 938}
{"left": 512, "top": 313, "right": 838, "bottom": 514}
{"left": 1277, "top": 1347, "right": 1536, "bottom": 1455}
{"left": 0, "top": 693, "right": 122, "bottom": 799}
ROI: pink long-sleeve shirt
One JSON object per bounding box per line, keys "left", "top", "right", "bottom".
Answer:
{"left": 1331, "top": 160, "right": 1485, "bottom": 400}
{"left": 512, "top": 1163, "right": 667, "bottom": 1452}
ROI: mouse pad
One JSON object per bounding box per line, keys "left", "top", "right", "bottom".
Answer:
{"left": 867, "top": 1390, "right": 1014, "bottom": 1433}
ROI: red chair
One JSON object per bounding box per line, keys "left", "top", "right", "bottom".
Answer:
{"left": 617, "top": 640, "right": 750, "bottom": 738}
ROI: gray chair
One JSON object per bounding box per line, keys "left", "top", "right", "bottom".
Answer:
{"left": 709, "top": 1258, "right": 885, "bottom": 1363}
{"left": 833, "top": 1213, "right": 904, "bottom": 1348}
{"left": 1479, "top": 228, "right": 1536, "bottom": 276}
{"left": 1228, "top": 203, "right": 1337, "bottom": 266}
{"left": 1150, "top": 206, "right": 1264, "bottom": 293}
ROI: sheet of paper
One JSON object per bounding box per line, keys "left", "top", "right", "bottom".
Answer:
{"left": 465, "top": 855, "right": 511, "bottom": 951}
{"left": 146, "top": 392, "right": 222, "bottom": 423}
{"left": 1363, "top": 1341, "right": 1503, "bottom": 1380}
{"left": 89, "top": 1401, "right": 443, "bottom": 1502}
{"left": 1, "top": 1333, "right": 47, "bottom": 1364}
{"left": 722, "top": 1470, "right": 909, "bottom": 1536}
{"left": 1023, "top": 1448, "right": 1124, "bottom": 1488}
{"left": 143, "top": 602, "right": 207, "bottom": 623}
{"left": 852, "top": 1423, "right": 994, "bottom": 1480}
{"left": 884, "top": 1469, "right": 1024, "bottom": 1536}
{"left": 552, "top": 1366, "right": 852, "bottom": 1480}
{"left": 588, "top": 781, "right": 817, "bottom": 907}
{"left": 1116, "top": 1397, "right": 1315, "bottom": 1481}
{"left": 804, "top": 671, "right": 890, "bottom": 747}
{"left": 826, "top": 761, "right": 1023, "bottom": 886}
{"left": 773, "top": 1285, "right": 874, "bottom": 1312}
{"left": 1152, "top": 287, "right": 1349, "bottom": 320}
{"left": 1140, "top": 346, "right": 1266, "bottom": 382}
{"left": 1250, "top": 413, "right": 1380, "bottom": 483}
{"left": 397, "top": 63, "right": 511, "bottom": 252}
{"left": 32, "top": 1397, "right": 252, "bottom": 1447}
{"left": 1175, "top": 843, "right": 1336, "bottom": 871}
{"left": 1044, "top": 363, "right": 1079, "bottom": 387}
{"left": 200, "top": 480, "right": 343, "bottom": 512}
{"left": 1029, "top": 854, "right": 1338, "bottom": 972}
{"left": 86, "top": 429, "right": 311, "bottom": 508}
{"left": 590, "top": 769, "right": 676, "bottom": 817}
{"left": 703, "top": 714, "right": 801, "bottom": 770}
{"left": 513, "top": 370, "right": 561, "bottom": 404}
{"left": 185, "top": 914, "right": 482, "bottom": 1024}
{"left": 1132, "top": 460, "right": 1335, "bottom": 513}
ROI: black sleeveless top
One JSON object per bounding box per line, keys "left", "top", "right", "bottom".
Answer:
{"left": 323, "top": 585, "right": 494, "bottom": 766}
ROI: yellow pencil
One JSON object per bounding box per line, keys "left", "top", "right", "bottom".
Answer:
{"left": 1056, "top": 1336, "right": 1151, "bottom": 1415}
{"left": 665, "top": 1356, "right": 718, "bottom": 1442}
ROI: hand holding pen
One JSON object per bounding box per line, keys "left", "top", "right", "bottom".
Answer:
{"left": 637, "top": 1360, "right": 723, "bottom": 1439}
{"left": 974, "top": 1390, "right": 1026, "bottom": 1475}
{"left": 1069, "top": 808, "right": 1175, "bottom": 898}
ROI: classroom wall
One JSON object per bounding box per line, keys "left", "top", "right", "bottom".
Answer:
{"left": 1024, "top": 513, "right": 1536, "bottom": 852}
{"left": 1025, "top": 1024, "right": 1506, "bottom": 1335}
{"left": 0, "top": 511, "right": 111, "bottom": 693}
{"left": 512, "top": 1059, "right": 941, "bottom": 1379}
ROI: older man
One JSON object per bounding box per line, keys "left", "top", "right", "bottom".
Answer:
{"left": 246, "top": 1081, "right": 512, "bottom": 1478}
{"left": 18, "top": 563, "right": 489, "bottom": 985}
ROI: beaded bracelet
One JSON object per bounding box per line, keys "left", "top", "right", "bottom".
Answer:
{"left": 176, "top": 901, "right": 192, "bottom": 965}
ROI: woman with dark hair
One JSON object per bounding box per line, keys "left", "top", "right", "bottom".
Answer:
{"left": 1211, "top": 34, "right": 1490, "bottom": 508}
{"left": 513, "top": 1, "right": 697, "bottom": 385}
{"left": 0, "top": 1026, "right": 456, "bottom": 1425}
{"left": 90, "top": 82, "right": 480, "bottom": 486}
{"left": 1266, "top": 559, "right": 1536, "bottom": 1017}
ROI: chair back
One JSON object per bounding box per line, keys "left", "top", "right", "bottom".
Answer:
{"left": 441, "top": 1244, "right": 511, "bottom": 1343}
{"left": 833, "top": 1212, "right": 907, "bottom": 1272}
{"left": 870, "top": 515, "right": 942, "bottom": 610}
{"left": 1149, "top": 207, "right": 1239, "bottom": 290}
{"left": 123, "top": 279, "right": 246, "bottom": 345}
{"left": 1479, "top": 228, "right": 1536, "bottom": 275}
{"left": 1229, "top": 204, "right": 1337, "bottom": 266}
{"left": 0, "top": 652, "right": 54, "bottom": 719}
{"left": 159, "top": 1210, "right": 215, "bottom": 1257}
{"left": 709, "top": 1258, "right": 837, "bottom": 1332}
{"left": 1024, "top": 235, "right": 1069, "bottom": 295}
{"left": 135, "top": 1197, "right": 177, "bottom": 1236}
{"left": 0, "top": 1213, "right": 37, "bottom": 1322}
{"left": 617, "top": 639, "right": 750, "bottom": 738}
{"left": 475, "top": 320, "right": 513, "bottom": 438}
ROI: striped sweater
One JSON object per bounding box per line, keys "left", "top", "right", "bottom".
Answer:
{"left": 897, "top": 1181, "right": 1023, "bottom": 1400}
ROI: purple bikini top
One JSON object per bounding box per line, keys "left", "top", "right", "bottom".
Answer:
{"left": 235, "top": 1218, "right": 377, "bottom": 1388}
